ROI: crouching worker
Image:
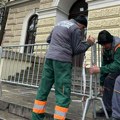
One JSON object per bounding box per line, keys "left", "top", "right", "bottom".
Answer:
{"left": 32, "top": 15, "right": 95, "bottom": 120}
{"left": 89, "top": 30, "right": 120, "bottom": 120}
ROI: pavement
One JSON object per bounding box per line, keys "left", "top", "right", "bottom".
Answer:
{"left": 0, "top": 83, "right": 108, "bottom": 120}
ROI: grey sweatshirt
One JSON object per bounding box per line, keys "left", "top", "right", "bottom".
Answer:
{"left": 46, "top": 19, "right": 91, "bottom": 63}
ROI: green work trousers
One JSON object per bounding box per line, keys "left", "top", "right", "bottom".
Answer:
{"left": 32, "top": 58, "right": 72, "bottom": 120}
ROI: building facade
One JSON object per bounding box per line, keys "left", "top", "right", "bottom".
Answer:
{"left": 0, "top": 0, "right": 120, "bottom": 64}
{"left": 86, "top": 0, "right": 120, "bottom": 65}
{"left": 0, "top": 0, "right": 120, "bottom": 82}
{"left": 0, "top": 0, "right": 120, "bottom": 119}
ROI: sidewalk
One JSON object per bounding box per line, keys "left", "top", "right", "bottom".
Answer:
{"left": 0, "top": 83, "right": 107, "bottom": 120}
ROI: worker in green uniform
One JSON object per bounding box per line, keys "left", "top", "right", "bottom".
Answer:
{"left": 89, "top": 30, "right": 120, "bottom": 120}
{"left": 32, "top": 15, "right": 95, "bottom": 120}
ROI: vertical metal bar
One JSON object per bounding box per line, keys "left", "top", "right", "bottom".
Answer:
{"left": 8, "top": 48, "right": 13, "bottom": 82}
{"left": 89, "top": 47, "right": 93, "bottom": 97}
{"left": 34, "top": 46, "right": 39, "bottom": 86}
{"left": 98, "top": 44, "right": 100, "bottom": 67}
{"left": 10, "top": 47, "right": 17, "bottom": 82}
{"left": 13, "top": 47, "right": 21, "bottom": 82}
{"left": 18, "top": 46, "right": 24, "bottom": 83}
{"left": 0, "top": 46, "right": 2, "bottom": 80}
{"left": 0, "top": 47, "right": 2, "bottom": 96}
{"left": 82, "top": 55, "right": 86, "bottom": 95}
{"left": 26, "top": 45, "right": 33, "bottom": 85}
{"left": 93, "top": 44, "right": 97, "bottom": 97}
{"left": 36, "top": 45, "right": 41, "bottom": 86}
{"left": 93, "top": 44, "right": 97, "bottom": 118}
{"left": 31, "top": 45, "right": 37, "bottom": 85}
{"left": 2, "top": 47, "right": 9, "bottom": 80}
{"left": 22, "top": 44, "right": 29, "bottom": 84}
{"left": 97, "top": 44, "right": 101, "bottom": 86}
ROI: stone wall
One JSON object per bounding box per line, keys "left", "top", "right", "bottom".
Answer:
{"left": 36, "top": 17, "right": 55, "bottom": 44}
{"left": 2, "top": 0, "right": 54, "bottom": 46}
{"left": 88, "top": 6, "right": 120, "bottom": 38}
{"left": 86, "top": 4, "right": 120, "bottom": 66}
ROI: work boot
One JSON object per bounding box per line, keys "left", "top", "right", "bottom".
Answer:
{"left": 96, "top": 108, "right": 112, "bottom": 117}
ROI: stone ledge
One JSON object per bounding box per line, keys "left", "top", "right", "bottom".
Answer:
{"left": 0, "top": 83, "right": 106, "bottom": 120}
{"left": 9, "top": 104, "right": 32, "bottom": 119}
{"left": 0, "top": 100, "right": 9, "bottom": 111}
{"left": 0, "top": 100, "right": 55, "bottom": 120}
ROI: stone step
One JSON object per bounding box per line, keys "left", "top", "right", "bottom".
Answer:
{"left": 0, "top": 83, "right": 107, "bottom": 120}
{"left": 0, "top": 99, "right": 68, "bottom": 120}
{"left": 0, "top": 109, "right": 28, "bottom": 120}
{"left": 0, "top": 96, "right": 54, "bottom": 120}
{"left": 0, "top": 108, "right": 54, "bottom": 120}
{"left": 15, "top": 73, "right": 42, "bottom": 80}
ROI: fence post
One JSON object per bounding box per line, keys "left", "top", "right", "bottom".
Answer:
{"left": 0, "top": 46, "right": 2, "bottom": 97}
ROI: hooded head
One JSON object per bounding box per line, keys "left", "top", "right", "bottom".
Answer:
{"left": 74, "top": 15, "right": 87, "bottom": 28}
{"left": 97, "top": 30, "right": 113, "bottom": 45}
{"left": 97, "top": 30, "right": 113, "bottom": 50}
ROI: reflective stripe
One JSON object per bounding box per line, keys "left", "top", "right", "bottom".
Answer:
{"left": 54, "top": 106, "right": 68, "bottom": 120}
{"left": 33, "top": 108, "right": 45, "bottom": 113}
{"left": 33, "top": 100, "right": 47, "bottom": 114}
{"left": 55, "top": 110, "right": 66, "bottom": 117}
{"left": 33, "top": 104, "right": 45, "bottom": 110}
{"left": 54, "top": 114, "right": 65, "bottom": 120}
{"left": 55, "top": 106, "right": 68, "bottom": 112}
{"left": 34, "top": 100, "right": 47, "bottom": 105}
{"left": 114, "top": 44, "right": 120, "bottom": 52}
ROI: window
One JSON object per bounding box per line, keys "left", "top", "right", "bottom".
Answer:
{"left": 0, "top": 7, "right": 8, "bottom": 45}
{"left": 0, "top": 8, "right": 5, "bottom": 30}
{"left": 24, "top": 15, "right": 38, "bottom": 53}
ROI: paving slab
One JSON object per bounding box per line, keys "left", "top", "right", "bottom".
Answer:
{"left": 0, "top": 83, "right": 108, "bottom": 120}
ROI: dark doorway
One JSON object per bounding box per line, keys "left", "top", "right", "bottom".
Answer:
{"left": 69, "top": 0, "right": 88, "bottom": 19}
{"left": 24, "top": 14, "right": 38, "bottom": 53}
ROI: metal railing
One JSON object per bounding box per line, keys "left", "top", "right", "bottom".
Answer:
{"left": 80, "top": 44, "right": 109, "bottom": 120}
{"left": 0, "top": 43, "right": 108, "bottom": 119}
{"left": 0, "top": 43, "right": 99, "bottom": 95}
{"left": 0, "top": 43, "right": 48, "bottom": 87}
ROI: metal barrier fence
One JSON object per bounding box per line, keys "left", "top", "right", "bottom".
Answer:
{"left": 0, "top": 43, "right": 108, "bottom": 119}
{"left": 0, "top": 44, "right": 98, "bottom": 95}
{"left": 0, "top": 43, "right": 48, "bottom": 87}
{"left": 80, "top": 44, "right": 109, "bottom": 120}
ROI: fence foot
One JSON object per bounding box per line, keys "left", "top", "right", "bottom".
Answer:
{"left": 81, "top": 97, "right": 91, "bottom": 120}
{"left": 81, "top": 97, "right": 109, "bottom": 120}
{"left": 97, "top": 97, "right": 109, "bottom": 119}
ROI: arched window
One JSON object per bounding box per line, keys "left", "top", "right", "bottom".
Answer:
{"left": 0, "top": 8, "right": 5, "bottom": 29}
{"left": 69, "top": 0, "right": 88, "bottom": 19}
{"left": 24, "top": 14, "right": 38, "bottom": 53}
{"left": 0, "top": 7, "right": 8, "bottom": 45}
